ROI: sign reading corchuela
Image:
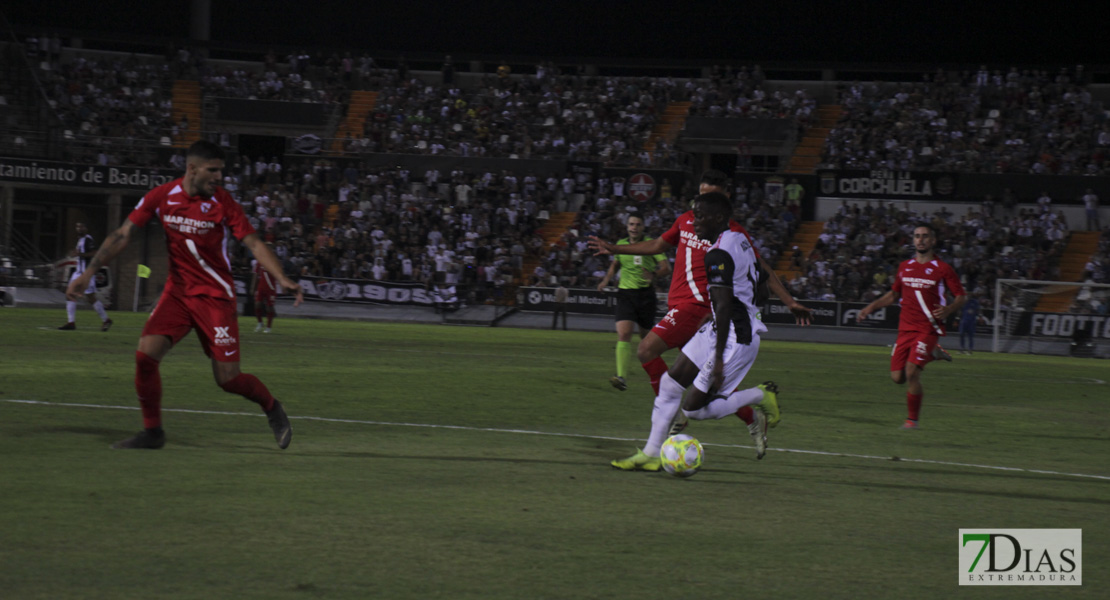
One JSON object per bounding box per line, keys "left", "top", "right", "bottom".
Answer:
{"left": 959, "top": 529, "right": 1081, "bottom": 586}
{"left": 818, "top": 169, "right": 957, "bottom": 199}
{"left": 0, "top": 157, "right": 179, "bottom": 190}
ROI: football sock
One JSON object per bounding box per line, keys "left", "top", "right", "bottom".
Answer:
{"left": 220, "top": 373, "right": 276, "bottom": 412}
{"left": 735, "top": 405, "right": 755, "bottom": 425}
{"left": 686, "top": 387, "right": 763, "bottom": 420}
{"left": 134, "top": 351, "right": 163, "bottom": 429}
{"left": 66, "top": 301, "right": 76, "bottom": 323}
{"left": 642, "top": 357, "right": 668, "bottom": 395}
{"left": 267, "top": 314, "right": 274, "bottom": 328}
{"left": 615, "top": 341, "right": 633, "bottom": 378}
{"left": 907, "top": 392, "right": 923, "bottom": 422}
{"left": 257, "top": 313, "right": 264, "bottom": 324}
{"left": 93, "top": 300, "right": 108, "bottom": 322}
{"left": 642, "top": 372, "right": 684, "bottom": 457}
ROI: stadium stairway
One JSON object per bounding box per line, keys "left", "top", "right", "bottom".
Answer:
{"left": 1034, "top": 230, "right": 1102, "bottom": 312}
{"left": 331, "top": 90, "right": 379, "bottom": 153}
{"left": 519, "top": 212, "right": 578, "bottom": 285}
{"left": 644, "top": 101, "right": 691, "bottom": 152}
{"left": 170, "top": 80, "right": 203, "bottom": 149}
{"left": 774, "top": 220, "right": 824, "bottom": 281}
{"left": 785, "top": 105, "right": 841, "bottom": 174}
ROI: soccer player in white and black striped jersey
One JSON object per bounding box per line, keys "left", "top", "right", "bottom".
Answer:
{"left": 58, "top": 222, "right": 112, "bottom": 331}
{"left": 611, "top": 193, "right": 803, "bottom": 470}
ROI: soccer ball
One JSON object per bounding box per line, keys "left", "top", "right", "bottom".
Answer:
{"left": 660, "top": 434, "right": 704, "bottom": 477}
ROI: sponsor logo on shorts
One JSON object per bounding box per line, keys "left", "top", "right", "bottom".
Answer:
{"left": 214, "top": 326, "right": 237, "bottom": 346}
{"left": 916, "top": 340, "right": 929, "bottom": 356}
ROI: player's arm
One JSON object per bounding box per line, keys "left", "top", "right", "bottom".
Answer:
{"left": 66, "top": 221, "right": 136, "bottom": 300}
{"left": 241, "top": 233, "right": 304, "bottom": 307}
{"left": 757, "top": 254, "right": 812, "bottom": 325}
{"left": 588, "top": 235, "right": 671, "bottom": 256}
{"left": 933, "top": 292, "right": 968, "bottom": 322}
{"left": 704, "top": 248, "right": 736, "bottom": 395}
{"left": 857, "top": 289, "right": 898, "bottom": 321}
{"left": 597, "top": 258, "right": 619, "bottom": 291}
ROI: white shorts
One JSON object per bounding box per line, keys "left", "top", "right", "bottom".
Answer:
{"left": 69, "top": 269, "right": 96, "bottom": 295}
{"left": 682, "top": 320, "right": 761, "bottom": 394}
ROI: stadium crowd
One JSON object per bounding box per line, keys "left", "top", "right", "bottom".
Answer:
{"left": 823, "top": 65, "right": 1110, "bottom": 175}
{"left": 786, "top": 198, "right": 1072, "bottom": 313}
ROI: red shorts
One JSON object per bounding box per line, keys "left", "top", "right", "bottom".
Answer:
{"left": 255, "top": 291, "right": 276, "bottom": 306}
{"left": 891, "top": 330, "right": 939, "bottom": 372}
{"left": 144, "top": 291, "right": 241, "bottom": 362}
{"left": 652, "top": 303, "right": 712, "bottom": 349}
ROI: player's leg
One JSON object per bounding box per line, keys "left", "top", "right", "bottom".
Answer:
{"left": 636, "top": 330, "right": 670, "bottom": 395}
{"left": 113, "top": 291, "right": 193, "bottom": 449}
{"left": 610, "top": 319, "right": 635, "bottom": 391}
{"left": 254, "top": 298, "right": 265, "bottom": 332}
{"left": 265, "top": 297, "right": 275, "bottom": 332}
{"left": 902, "top": 363, "right": 924, "bottom": 428}
{"left": 204, "top": 297, "right": 291, "bottom": 449}
{"left": 900, "top": 333, "right": 933, "bottom": 429}
{"left": 611, "top": 352, "right": 698, "bottom": 471}
{"left": 85, "top": 291, "right": 110, "bottom": 329}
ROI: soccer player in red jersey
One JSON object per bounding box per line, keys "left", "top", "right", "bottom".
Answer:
{"left": 66, "top": 141, "right": 304, "bottom": 450}
{"left": 858, "top": 224, "right": 966, "bottom": 429}
{"left": 251, "top": 249, "right": 279, "bottom": 333}
{"left": 590, "top": 171, "right": 811, "bottom": 466}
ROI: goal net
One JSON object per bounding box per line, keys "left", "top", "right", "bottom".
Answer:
{"left": 992, "top": 278, "right": 1110, "bottom": 358}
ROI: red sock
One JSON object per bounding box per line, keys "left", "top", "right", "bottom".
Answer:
{"left": 135, "top": 351, "right": 162, "bottom": 429}
{"left": 907, "top": 392, "right": 923, "bottom": 421}
{"left": 642, "top": 357, "right": 668, "bottom": 395}
{"left": 735, "top": 405, "right": 754, "bottom": 424}
{"left": 219, "top": 373, "right": 276, "bottom": 412}
{"left": 267, "top": 314, "right": 274, "bottom": 327}
{"left": 257, "top": 314, "right": 263, "bottom": 324}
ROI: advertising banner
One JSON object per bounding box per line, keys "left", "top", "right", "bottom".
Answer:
{"left": 0, "top": 157, "right": 178, "bottom": 190}
{"left": 817, "top": 169, "right": 958, "bottom": 200}
{"left": 519, "top": 286, "right": 614, "bottom": 315}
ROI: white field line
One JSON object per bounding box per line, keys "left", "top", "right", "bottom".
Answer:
{"left": 4, "top": 398, "right": 1110, "bottom": 482}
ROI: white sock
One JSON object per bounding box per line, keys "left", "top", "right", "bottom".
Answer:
{"left": 685, "top": 387, "right": 763, "bottom": 420}
{"left": 93, "top": 300, "right": 108, "bottom": 322}
{"left": 642, "top": 372, "right": 685, "bottom": 457}
{"left": 66, "top": 301, "right": 76, "bottom": 323}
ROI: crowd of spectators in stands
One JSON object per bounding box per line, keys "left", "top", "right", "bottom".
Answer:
{"left": 22, "top": 37, "right": 177, "bottom": 165}
{"left": 823, "top": 65, "right": 1110, "bottom": 175}
{"left": 216, "top": 157, "right": 804, "bottom": 307}
{"left": 1074, "top": 230, "right": 1110, "bottom": 314}
{"left": 786, "top": 197, "right": 1073, "bottom": 314}
{"left": 199, "top": 48, "right": 352, "bottom": 104}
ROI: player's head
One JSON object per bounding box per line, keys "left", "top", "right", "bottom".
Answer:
{"left": 913, "top": 224, "right": 937, "bottom": 256}
{"left": 185, "top": 140, "right": 226, "bottom": 198}
{"left": 626, "top": 214, "right": 644, "bottom": 240}
{"left": 698, "top": 169, "right": 730, "bottom": 196}
{"left": 75, "top": 222, "right": 87, "bottom": 235}
{"left": 692, "top": 192, "right": 732, "bottom": 241}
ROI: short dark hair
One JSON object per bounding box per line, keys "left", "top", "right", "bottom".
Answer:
{"left": 694, "top": 191, "right": 732, "bottom": 217}
{"left": 700, "top": 169, "right": 729, "bottom": 189}
{"left": 186, "top": 140, "right": 226, "bottom": 162}
{"left": 914, "top": 223, "right": 938, "bottom": 237}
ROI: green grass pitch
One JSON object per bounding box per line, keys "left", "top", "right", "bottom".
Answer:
{"left": 1, "top": 308, "right": 1107, "bottom": 599}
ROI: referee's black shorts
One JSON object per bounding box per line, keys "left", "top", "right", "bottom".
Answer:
{"left": 614, "top": 287, "right": 658, "bottom": 330}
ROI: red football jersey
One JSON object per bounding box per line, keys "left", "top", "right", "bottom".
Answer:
{"left": 891, "top": 257, "right": 965, "bottom": 335}
{"left": 660, "top": 210, "right": 754, "bottom": 308}
{"left": 251, "top": 259, "right": 278, "bottom": 295}
{"left": 129, "top": 179, "right": 255, "bottom": 299}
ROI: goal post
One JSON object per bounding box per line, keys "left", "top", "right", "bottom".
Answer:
{"left": 992, "top": 278, "right": 1110, "bottom": 358}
